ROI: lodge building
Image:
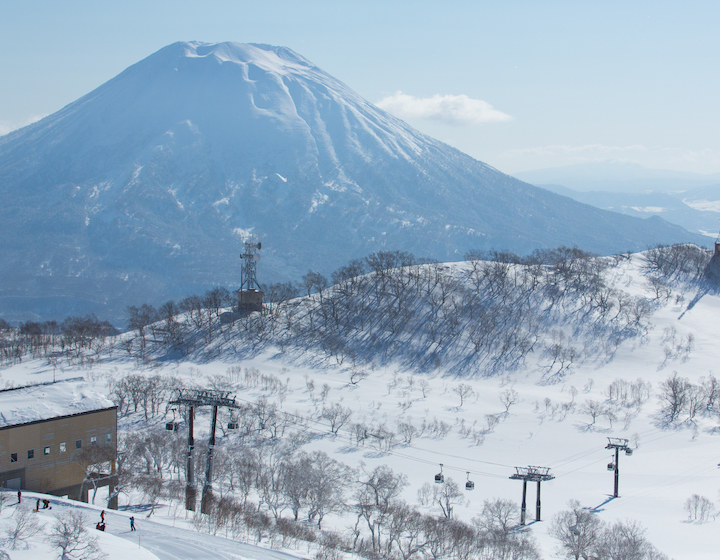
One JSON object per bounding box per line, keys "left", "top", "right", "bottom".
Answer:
{"left": 0, "top": 379, "right": 118, "bottom": 508}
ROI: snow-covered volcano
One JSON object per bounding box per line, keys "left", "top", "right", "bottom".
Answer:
{"left": 0, "top": 42, "right": 702, "bottom": 322}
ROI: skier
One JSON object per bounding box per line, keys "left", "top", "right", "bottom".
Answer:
{"left": 17, "top": 490, "right": 21, "bottom": 503}
{"left": 100, "top": 510, "right": 105, "bottom": 523}
{"left": 130, "top": 516, "right": 136, "bottom": 531}
{"left": 42, "top": 499, "right": 50, "bottom": 509}
{"left": 35, "top": 498, "right": 40, "bottom": 512}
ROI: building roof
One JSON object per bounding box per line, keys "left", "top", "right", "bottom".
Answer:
{"left": 0, "top": 378, "right": 115, "bottom": 428}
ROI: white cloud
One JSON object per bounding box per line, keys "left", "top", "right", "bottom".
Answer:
{"left": 376, "top": 91, "right": 512, "bottom": 125}
{"left": 0, "top": 114, "right": 46, "bottom": 136}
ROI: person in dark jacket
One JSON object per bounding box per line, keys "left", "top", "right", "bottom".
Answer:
{"left": 130, "top": 516, "right": 136, "bottom": 531}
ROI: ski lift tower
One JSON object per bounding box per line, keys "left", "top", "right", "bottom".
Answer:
{"left": 238, "top": 236, "right": 264, "bottom": 312}
{"left": 169, "top": 389, "right": 241, "bottom": 513}
{"left": 510, "top": 466, "right": 555, "bottom": 525}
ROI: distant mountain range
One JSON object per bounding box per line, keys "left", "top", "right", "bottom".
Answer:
{"left": 514, "top": 162, "right": 720, "bottom": 238}
{"left": 0, "top": 42, "right": 705, "bottom": 323}
{"left": 513, "top": 161, "right": 720, "bottom": 193}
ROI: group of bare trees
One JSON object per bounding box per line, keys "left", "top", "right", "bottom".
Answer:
{"left": 162, "top": 246, "right": 654, "bottom": 377}
{"left": 105, "top": 370, "right": 543, "bottom": 560}
{"left": 657, "top": 372, "right": 720, "bottom": 424}
{"left": 0, "top": 314, "right": 116, "bottom": 367}
{"left": 578, "top": 378, "right": 652, "bottom": 430}
{"left": 684, "top": 494, "right": 714, "bottom": 523}
{"left": 551, "top": 500, "right": 668, "bottom": 560}
{"left": 0, "top": 496, "right": 102, "bottom": 559}
{"left": 108, "top": 373, "right": 183, "bottom": 419}
{"left": 643, "top": 244, "right": 711, "bottom": 284}
{"left": 4, "top": 244, "right": 702, "bottom": 377}
{"left": 197, "top": 465, "right": 541, "bottom": 560}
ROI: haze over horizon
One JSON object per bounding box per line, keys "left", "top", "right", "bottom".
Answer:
{"left": 2, "top": 1, "right": 718, "bottom": 177}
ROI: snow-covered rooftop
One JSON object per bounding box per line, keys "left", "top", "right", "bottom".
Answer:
{"left": 0, "top": 378, "right": 115, "bottom": 428}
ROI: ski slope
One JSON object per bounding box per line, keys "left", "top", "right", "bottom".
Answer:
{"left": 1, "top": 251, "right": 719, "bottom": 558}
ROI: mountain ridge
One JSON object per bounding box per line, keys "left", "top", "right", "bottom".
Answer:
{"left": 0, "top": 41, "right": 705, "bottom": 323}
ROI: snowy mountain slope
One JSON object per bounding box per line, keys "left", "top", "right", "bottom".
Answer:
{"left": 0, "top": 42, "right": 704, "bottom": 324}
{"left": 3, "top": 247, "right": 720, "bottom": 558}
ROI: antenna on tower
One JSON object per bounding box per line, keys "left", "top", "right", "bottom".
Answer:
{"left": 238, "top": 235, "right": 264, "bottom": 313}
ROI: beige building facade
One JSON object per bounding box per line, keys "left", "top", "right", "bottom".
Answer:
{"left": 0, "top": 406, "right": 118, "bottom": 508}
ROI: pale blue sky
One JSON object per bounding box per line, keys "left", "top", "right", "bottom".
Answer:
{"left": 2, "top": 0, "right": 718, "bottom": 174}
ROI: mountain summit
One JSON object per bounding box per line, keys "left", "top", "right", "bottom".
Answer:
{"left": 0, "top": 42, "right": 702, "bottom": 322}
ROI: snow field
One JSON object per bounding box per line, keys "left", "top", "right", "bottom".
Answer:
{"left": 1, "top": 252, "right": 720, "bottom": 558}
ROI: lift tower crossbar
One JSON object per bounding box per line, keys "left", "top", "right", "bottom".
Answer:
{"left": 169, "top": 389, "right": 242, "bottom": 513}
{"left": 606, "top": 437, "right": 633, "bottom": 498}
{"left": 510, "top": 466, "right": 555, "bottom": 525}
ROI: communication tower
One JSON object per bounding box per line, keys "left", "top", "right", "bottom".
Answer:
{"left": 238, "top": 236, "right": 264, "bottom": 312}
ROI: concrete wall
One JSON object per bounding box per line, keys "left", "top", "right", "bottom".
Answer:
{"left": 0, "top": 408, "right": 117, "bottom": 506}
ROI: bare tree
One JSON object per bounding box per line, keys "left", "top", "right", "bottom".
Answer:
{"left": 580, "top": 400, "right": 603, "bottom": 426}
{"left": 550, "top": 500, "right": 602, "bottom": 560}
{"left": 355, "top": 464, "right": 408, "bottom": 554}
{"left": 476, "top": 498, "right": 519, "bottom": 533}
{"left": 596, "top": 519, "right": 669, "bottom": 560}
{"left": 126, "top": 303, "right": 158, "bottom": 357}
{"left": 500, "top": 388, "right": 519, "bottom": 413}
{"left": 453, "top": 383, "right": 475, "bottom": 407}
{"left": 321, "top": 403, "right": 353, "bottom": 434}
{"left": 685, "top": 494, "right": 714, "bottom": 522}
{"left": 50, "top": 510, "right": 105, "bottom": 560}
{"left": 434, "top": 478, "right": 464, "bottom": 519}
{"left": 306, "top": 451, "right": 349, "bottom": 529}
{"left": 5, "top": 503, "right": 42, "bottom": 549}
{"left": 474, "top": 498, "right": 541, "bottom": 560}
{"left": 419, "top": 379, "right": 431, "bottom": 398}
{"left": 658, "top": 372, "right": 690, "bottom": 422}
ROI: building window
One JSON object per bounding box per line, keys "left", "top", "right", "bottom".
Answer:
{"left": 75, "top": 440, "right": 82, "bottom": 449}
{"left": 10, "top": 453, "right": 17, "bottom": 463}
{"left": 59, "top": 442, "right": 66, "bottom": 453}
{"left": 106, "top": 434, "right": 112, "bottom": 444}
{"left": 44, "top": 446, "right": 51, "bottom": 456}
{"left": 28, "top": 449, "right": 34, "bottom": 459}
{"left": 90, "top": 436, "right": 97, "bottom": 446}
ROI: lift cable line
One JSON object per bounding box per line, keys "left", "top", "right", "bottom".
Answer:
{"left": 601, "top": 461, "right": 720, "bottom": 512}
{"left": 209, "top": 392, "right": 511, "bottom": 480}
{"left": 225, "top": 393, "right": 516, "bottom": 472}
{"left": 175, "top": 390, "right": 648, "bottom": 494}
{"left": 510, "top": 466, "right": 555, "bottom": 525}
